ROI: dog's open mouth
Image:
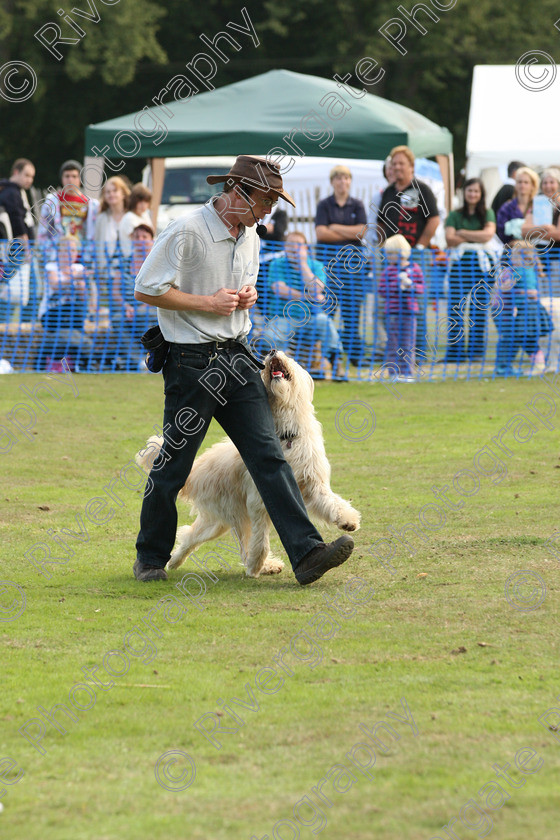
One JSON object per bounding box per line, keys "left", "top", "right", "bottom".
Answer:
{"left": 269, "top": 356, "right": 290, "bottom": 381}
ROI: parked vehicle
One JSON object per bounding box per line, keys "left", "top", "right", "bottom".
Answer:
{"left": 142, "top": 156, "right": 235, "bottom": 232}
{"left": 143, "top": 155, "right": 445, "bottom": 241}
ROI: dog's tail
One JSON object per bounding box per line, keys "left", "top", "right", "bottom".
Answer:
{"left": 135, "top": 435, "right": 164, "bottom": 473}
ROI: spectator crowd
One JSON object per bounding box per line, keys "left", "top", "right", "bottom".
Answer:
{"left": 0, "top": 159, "right": 156, "bottom": 371}
{"left": 1, "top": 150, "right": 559, "bottom": 378}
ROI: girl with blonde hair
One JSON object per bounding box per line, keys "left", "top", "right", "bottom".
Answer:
{"left": 94, "top": 176, "right": 131, "bottom": 269}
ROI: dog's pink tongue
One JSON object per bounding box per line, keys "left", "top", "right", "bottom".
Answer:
{"left": 272, "top": 371, "right": 284, "bottom": 378}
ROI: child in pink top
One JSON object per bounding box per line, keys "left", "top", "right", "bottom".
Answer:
{"left": 379, "top": 234, "right": 424, "bottom": 380}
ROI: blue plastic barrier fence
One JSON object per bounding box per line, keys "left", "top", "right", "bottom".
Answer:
{"left": 0, "top": 239, "right": 558, "bottom": 379}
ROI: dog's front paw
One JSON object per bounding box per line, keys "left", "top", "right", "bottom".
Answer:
{"left": 245, "top": 555, "right": 285, "bottom": 577}
{"left": 167, "top": 549, "right": 185, "bottom": 570}
{"left": 337, "top": 509, "right": 361, "bottom": 532}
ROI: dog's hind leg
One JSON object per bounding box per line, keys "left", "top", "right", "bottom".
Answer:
{"left": 168, "top": 514, "right": 229, "bottom": 570}
{"left": 230, "top": 520, "right": 251, "bottom": 568}
{"left": 244, "top": 489, "right": 276, "bottom": 578}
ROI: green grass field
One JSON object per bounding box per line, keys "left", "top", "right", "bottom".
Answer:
{"left": 2, "top": 371, "right": 560, "bottom": 840}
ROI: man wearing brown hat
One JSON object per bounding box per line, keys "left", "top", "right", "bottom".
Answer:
{"left": 133, "top": 155, "right": 354, "bottom": 585}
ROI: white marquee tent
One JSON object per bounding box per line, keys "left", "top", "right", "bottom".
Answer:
{"left": 466, "top": 64, "right": 560, "bottom": 198}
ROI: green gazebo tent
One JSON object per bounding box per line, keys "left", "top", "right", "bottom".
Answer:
{"left": 84, "top": 69, "right": 453, "bottom": 214}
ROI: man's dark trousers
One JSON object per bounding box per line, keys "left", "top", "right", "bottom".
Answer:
{"left": 136, "top": 343, "right": 323, "bottom": 570}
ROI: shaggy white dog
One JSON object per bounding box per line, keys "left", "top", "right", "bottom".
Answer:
{"left": 136, "top": 350, "right": 360, "bottom": 578}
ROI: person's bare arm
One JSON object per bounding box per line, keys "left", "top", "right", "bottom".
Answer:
{"left": 271, "top": 281, "right": 303, "bottom": 300}
{"left": 316, "top": 223, "right": 366, "bottom": 242}
{"left": 449, "top": 221, "right": 496, "bottom": 245}
{"left": 315, "top": 225, "right": 343, "bottom": 243}
{"left": 416, "top": 216, "right": 439, "bottom": 247}
{"left": 329, "top": 223, "right": 367, "bottom": 238}
{"left": 445, "top": 226, "right": 463, "bottom": 248}
{"left": 135, "top": 286, "right": 239, "bottom": 316}
{"left": 456, "top": 222, "right": 496, "bottom": 243}
{"left": 538, "top": 222, "right": 560, "bottom": 242}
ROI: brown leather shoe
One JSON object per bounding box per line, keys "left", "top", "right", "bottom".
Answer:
{"left": 295, "top": 535, "right": 354, "bottom": 585}
{"left": 133, "top": 559, "right": 168, "bottom": 582}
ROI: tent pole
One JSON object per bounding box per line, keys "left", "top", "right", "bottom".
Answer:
{"left": 150, "top": 157, "right": 165, "bottom": 231}
{"left": 82, "top": 156, "right": 105, "bottom": 199}
{"left": 436, "top": 153, "right": 454, "bottom": 214}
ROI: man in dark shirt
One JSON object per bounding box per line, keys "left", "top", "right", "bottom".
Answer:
{"left": 491, "top": 161, "right": 525, "bottom": 216}
{"left": 0, "top": 158, "right": 35, "bottom": 240}
{"left": 0, "top": 158, "right": 35, "bottom": 314}
{"left": 377, "top": 146, "right": 439, "bottom": 248}
{"left": 315, "top": 165, "right": 367, "bottom": 366}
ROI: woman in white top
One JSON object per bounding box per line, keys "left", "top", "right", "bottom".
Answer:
{"left": 118, "top": 183, "right": 152, "bottom": 258}
{"left": 94, "top": 176, "right": 131, "bottom": 272}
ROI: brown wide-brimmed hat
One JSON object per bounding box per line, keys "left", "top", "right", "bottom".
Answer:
{"left": 206, "top": 155, "right": 295, "bottom": 207}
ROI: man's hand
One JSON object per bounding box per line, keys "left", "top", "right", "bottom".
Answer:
{"left": 210, "top": 288, "right": 240, "bottom": 315}
{"left": 237, "top": 285, "right": 258, "bottom": 310}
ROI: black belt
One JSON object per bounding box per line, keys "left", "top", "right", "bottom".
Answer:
{"left": 171, "top": 338, "right": 265, "bottom": 371}
{"left": 173, "top": 339, "right": 243, "bottom": 352}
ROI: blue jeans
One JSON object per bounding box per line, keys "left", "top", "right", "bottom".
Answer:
{"left": 136, "top": 342, "right": 323, "bottom": 570}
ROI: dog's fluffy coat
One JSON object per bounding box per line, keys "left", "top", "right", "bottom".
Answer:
{"left": 136, "top": 351, "right": 360, "bottom": 577}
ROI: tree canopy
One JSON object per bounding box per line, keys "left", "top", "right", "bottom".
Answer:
{"left": 2, "top": 0, "right": 559, "bottom": 186}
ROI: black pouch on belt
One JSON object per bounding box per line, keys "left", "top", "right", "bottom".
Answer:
{"left": 140, "top": 325, "right": 170, "bottom": 373}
